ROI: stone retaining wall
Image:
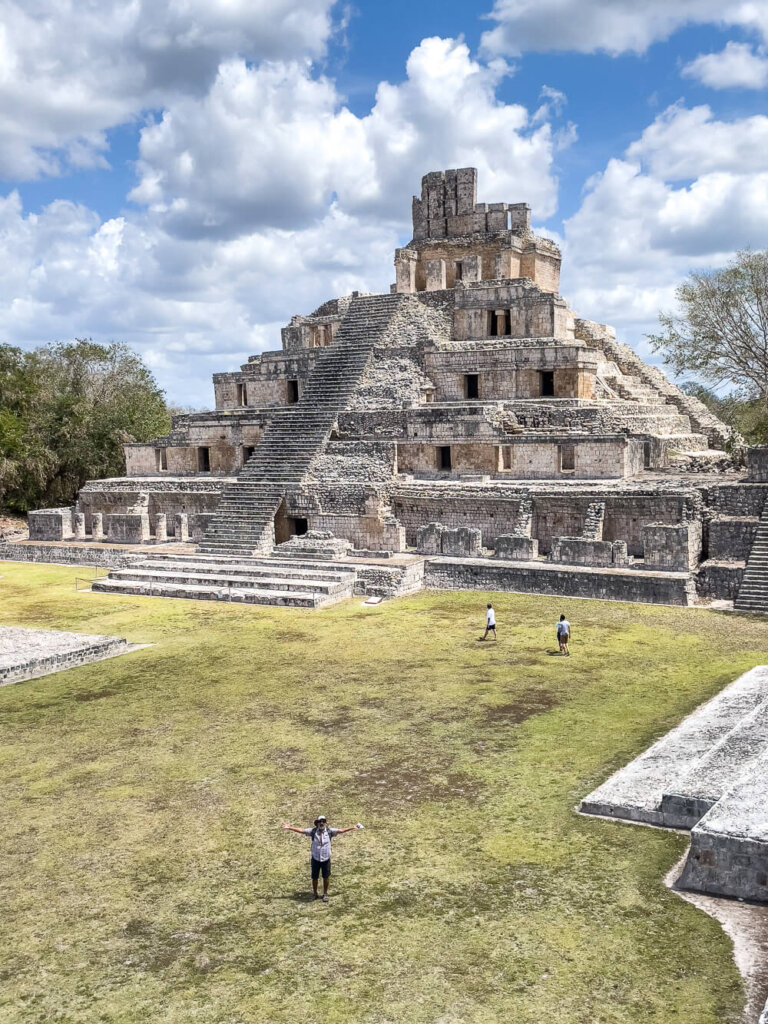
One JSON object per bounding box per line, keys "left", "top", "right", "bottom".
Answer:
{"left": 423, "top": 558, "right": 694, "bottom": 605}
{"left": 0, "top": 542, "right": 144, "bottom": 568}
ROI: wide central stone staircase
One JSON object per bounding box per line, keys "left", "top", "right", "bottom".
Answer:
{"left": 198, "top": 293, "right": 406, "bottom": 558}
{"left": 579, "top": 665, "right": 768, "bottom": 904}
{"left": 734, "top": 498, "right": 768, "bottom": 613}
{"left": 92, "top": 552, "right": 358, "bottom": 608}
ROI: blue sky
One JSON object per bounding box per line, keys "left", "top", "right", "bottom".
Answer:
{"left": 1, "top": 0, "right": 767, "bottom": 405}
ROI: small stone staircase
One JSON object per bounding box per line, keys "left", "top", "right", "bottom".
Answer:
{"left": 580, "top": 665, "right": 768, "bottom": 904}
{"left": 92, "top": 552, "right": 357, "bottom": 608}
{"left": 734, "top": 498, "right": 768, "bottom": 613}
{"left": 199, "top": 293, "right": 406, "bottom": 557}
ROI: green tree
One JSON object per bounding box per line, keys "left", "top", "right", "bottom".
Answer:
{"left": 649, "top": 250, "right": 768, "bottom": 441}
{"left": 0, "top": 340, "right": 171, "bottom": 512}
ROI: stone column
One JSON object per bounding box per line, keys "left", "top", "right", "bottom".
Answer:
{"left": 73, "top": 512, "right": 86, "bottom": 540}
{"left": 425, "top": 259, "right": 447, "bottom": 292}
{"left": 154, "top": 513, "right": 167, "bottom": 544}
{"left": 394, "top": 248, "right": 417, "bottom": 294}
{"left": 91, "top": 513, "right": 104, "bottom": 542}
{"left": 175, "top": 513, "right": 189, "bottom": 543}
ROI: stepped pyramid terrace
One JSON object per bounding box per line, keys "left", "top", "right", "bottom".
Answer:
{"left": 14, "top": 167, "right": 768, "bottom": 612}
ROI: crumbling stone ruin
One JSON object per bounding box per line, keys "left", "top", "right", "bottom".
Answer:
{"left": 19, "top": 168, "right": 768, "bottom": 611}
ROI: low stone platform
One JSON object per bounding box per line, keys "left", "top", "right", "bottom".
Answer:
{"left": 580, "top": 666, "right": 768, "bottom": 904}
{"left": 92, "top": 552, "right": 358, "bottom": 608}
{"left": 424, "top": 556, "right": 696, "bottom": 606}
{"left": 0, "top": 626, "right": 133, "bottom": 685}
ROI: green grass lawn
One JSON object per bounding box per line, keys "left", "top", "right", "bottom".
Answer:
{"left": 1, "top": 561, "right": 766, "bottom": 1024}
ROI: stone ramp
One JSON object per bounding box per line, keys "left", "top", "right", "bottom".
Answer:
{"left": 0, "top": 626, "right": 134, "bottom": 685}
{"left": 91, "top": 553, "right": 357, "bottom": 608}
{"left": 200, "top": 293, "right": 406, "bottom": 557}
{"left": 735, "top": 498, "right": 768, "bottom": 613}
{"left": 579, "top": 665, "right": 768, "bottom": 905}
{"left": 579, "top": 666, "right": 768, "bottom": 827}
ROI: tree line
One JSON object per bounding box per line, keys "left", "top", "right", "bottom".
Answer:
{"left": 0, "top": 340, "right": 170, "bottom": 513}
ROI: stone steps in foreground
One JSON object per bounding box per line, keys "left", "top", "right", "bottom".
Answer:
{"left": 579, "top": 666, "right": 768, "bottom": 826}
{"left": 678, "top": 744, "right": 768, "bottom": 902}
{"left": 131, "top": 557, "right": 350, "bottom": 583}
{"left": 92, "top": 577, "right": 324, "bottom": 608}
{"left": 110, "top": 567, "right": 350, "bottom": 597}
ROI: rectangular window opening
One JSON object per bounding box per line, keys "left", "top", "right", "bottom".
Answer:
{"left": 559, "top": 444, "right": 575, "bottom": 473}
{"left": 287, "top": 379, "right": 300, "bottom": 404}
{"left": 242, "top": 445, "right": 255, "bottom": 465}
{"left": 454, "top": 261, "right": 463, "bottom": 281}
{"left": 540, "top": 370, "right": 555, "bottom": 397}
{"left": 465, "top": 373, "right": 479, "bottom": 400}
{"left": 291, "top": 517, "right": 308, "bottom": 537}
{"left": 197, "top": 446, "right": 211, "bottom": 472}
{"left": 236, "top": 382, "right": 247, "bottom": 407}
{"left": 156, "top": 448, "right": 168, "bottom": 472}
{"left": 439, "top": 445, "right": 452, "bottom": 472}
{"left": 502, "top": 446, "right": 513, "bottom": 471}
{"left": 643, "top": 441, "right": 652, "bottom": 469}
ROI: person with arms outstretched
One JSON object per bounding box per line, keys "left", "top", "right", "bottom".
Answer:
{"left": 282, "top": 815, "right": 362, "bottom": 901}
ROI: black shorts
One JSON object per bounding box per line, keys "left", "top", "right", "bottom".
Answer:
{"left": 558, "top": 632, "right": 569, "bottom": 645}
{"left": 311, "top": 857, "right": 331, "bottom": 880}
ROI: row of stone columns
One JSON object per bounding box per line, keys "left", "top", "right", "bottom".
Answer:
{"left": 72, "top": 511, "right": 190, "bottom": 543}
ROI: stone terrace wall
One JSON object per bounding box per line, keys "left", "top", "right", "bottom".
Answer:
{"left": 423, "top": 558, "right": 694, "bottom": 606}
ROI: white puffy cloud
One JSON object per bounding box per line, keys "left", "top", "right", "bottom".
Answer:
{"left": 560, "top": 102, "right": 768, "bottom": 350}
{"left": 0, "top": 0, "right": 338, "bottom": 180}
{"left": 130, "top": 37, "right": 566, "bottom": 240}
{"left": 682, "top": 41, "right": 768, "bottom": 89}
{"left": 0, "top": 35, "right": 571, "bottom": 403}
{"left": 626, "top": 103, "right": 768, "bottom": 179}
{"left": 480, "top": 0, "right": 768, "bottom": 57}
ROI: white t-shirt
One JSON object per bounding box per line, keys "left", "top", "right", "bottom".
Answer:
{"left": 486, "top": 608, "right": 496, "bottom": 626}
{"left": 304, "top": 826, "right": 339, "bottom": 861}
{"left": 557, "top": 619, "right": 570, "bottom": 637}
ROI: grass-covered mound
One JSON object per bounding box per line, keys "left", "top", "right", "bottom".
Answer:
{"left": 1, "top": 560, "right": 765, "bottom": 1024}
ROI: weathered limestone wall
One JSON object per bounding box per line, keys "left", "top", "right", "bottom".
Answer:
{"left": 707, "top": 518, "right": 758, "bottom": 561}
{"left": 747, "top": 447, "right": 768, "bottom": 482}
{"left": 696, "top": 561, "right": 745, "bottom": 600}
{"left": 28, "top": 508, "right": 73, "bottom": 541}
{"left": 76, "top": 479, "right": 226, "bottom": 536}
{"left": 0, "top": 542, "right": 144, "bottom": 568}
{"left": 423, "top": 558, "right": 694, "bottom": 605}
{"left": 393, "top": 486, "right": 690, "bottom": 554}
{"left": 642, "top": 523, "right": 702, "bottom": 571}
{"left": 424, "top": 344, "right": 597, "bottom": 401}
{"left": 453, "top": 281, "right": 573, "bottom": 341}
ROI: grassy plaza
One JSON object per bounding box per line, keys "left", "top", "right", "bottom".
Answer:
{"left": 1, "top": 560, "right": 766, "bottom": 1023}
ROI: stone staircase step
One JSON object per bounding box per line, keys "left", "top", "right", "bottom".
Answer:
{"left": 92, "top": 577, "right": 323, "bottom": 607}
{"left": 659, "top": 697, "right": 768, "bottom": 827}
{"left": 735, "top": 498, "right": 768, "bottom": 612}
{"left": 112, "top": 567, "right": 350, "bottom": 597}
{"left": 579, "top": 665, "right": 768, "bottom": 825}
{"left": 677, "top": 744, "right": 768, "bottom": 900}
{"left": 133, "top": 557, "right": 351, "bottom": 582}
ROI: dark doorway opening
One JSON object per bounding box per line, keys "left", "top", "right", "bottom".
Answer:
{"left": 288, "top": 379, "right": 300, "bottom": 404}
{"left": 197, "top": 447, "right": 211, "bottom": 472}
{"left": 643, "top": 441, "right": 652, "bottom": 469}
{"left": 465, "top": 373, "right": 479, "bottom": 399}
{"left": 242, "top": 445, "right": 255, "bottom": 465}
{"left": 291, "top": 517, "right": 309, "bottom": 537}
{"left": 540, "top": 371, "right": 555, "bottom": 397}
{"left": 439, "top": 445, "right": 452, "bottom": 471}
{"left": 236, "top": 382, "right": 247, "bottom": 407}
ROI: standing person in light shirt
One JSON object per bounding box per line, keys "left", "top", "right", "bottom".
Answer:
{"left": 481, "top": 603, "right": 497, "bottom": 641}
{"left": 282, "top": 815, "right": 362, "bottom": 902}
{"left": 557, "top": 614, "right": 571, "bottom": 656}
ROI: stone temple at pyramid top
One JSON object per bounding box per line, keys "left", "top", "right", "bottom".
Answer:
{"left": 394, "top": 167, "right": 561, "bottom": 294}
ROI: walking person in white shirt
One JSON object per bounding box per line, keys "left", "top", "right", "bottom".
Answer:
{"left": 557, "top": 614, "right": 571, "bottom": 656}
{"left": 481, "top": 603, "right": 497, "bottom": 641}
{"left": 282, "top": 815, "right": 362, "bottom": 901}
